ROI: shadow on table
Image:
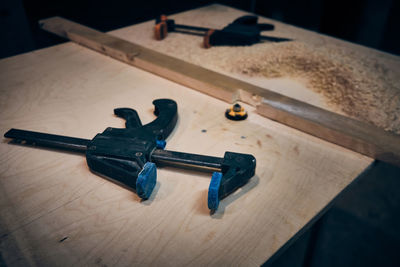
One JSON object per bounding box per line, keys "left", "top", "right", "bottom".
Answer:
{"left": 210, "top": 175, "right": 260, "bottom": 219}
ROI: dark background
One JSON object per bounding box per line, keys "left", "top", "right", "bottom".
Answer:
{"left": 1, "top": 1, "right": 400, "bottom": 267}
{"left": 0, "top": 0, "right": 399, "bottom": 59}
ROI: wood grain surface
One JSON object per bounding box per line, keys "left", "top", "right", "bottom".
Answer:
{"left": 38, "top": 12, "right": 400, "bottom": 166}
{"left": 0, "top": 5, "right": 376, "bottom": 267}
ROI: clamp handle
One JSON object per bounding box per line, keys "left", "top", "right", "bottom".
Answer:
{"left": 232, "top": 15, "right": 274, "bottom": 31}
{"left": 101, "top": 99, "right": 178, "bottom": 140}
{"left": 86, "top": 99, "right": 178, "bottom": 200}
{"left": 114, "top": 108, "right": 142, "bottom": 128}
{"left": 203, "top": 15, "right": 279, "bottom": 48}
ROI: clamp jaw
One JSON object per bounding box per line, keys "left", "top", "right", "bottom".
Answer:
{"left": 208, "top": 152, "right": 256, "bottom": 210}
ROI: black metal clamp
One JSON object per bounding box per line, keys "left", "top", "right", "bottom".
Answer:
{"left": 4, "top": 99, "right": 256, "bottom": 210}
{"left": 154, "top": 15, "right": 291, "bottom": 48}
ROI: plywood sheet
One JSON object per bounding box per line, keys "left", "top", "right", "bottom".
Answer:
{"left": 0, "top": 5, "right": 374, "bottom": 266}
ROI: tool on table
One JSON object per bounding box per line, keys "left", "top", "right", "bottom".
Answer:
{"left": 154, "top": 15, "right": 291, "bottom": 48}
{"left": 4, "top": 99, "right": 256, "bottom": 210}
{"left": 225, "top": 103, "right": 248, "bottom": 121}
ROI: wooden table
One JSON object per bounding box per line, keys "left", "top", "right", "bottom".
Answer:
{"left": 1, "top": 4, "right": 391, "bottom": 266}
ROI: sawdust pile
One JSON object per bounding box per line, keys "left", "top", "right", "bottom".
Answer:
{"left": 227, "top": 42, "right": 400, "bottom": 134}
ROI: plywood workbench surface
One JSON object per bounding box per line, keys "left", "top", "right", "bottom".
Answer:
{"left": 0, "top": 4, "right": 392, "bottom": 266}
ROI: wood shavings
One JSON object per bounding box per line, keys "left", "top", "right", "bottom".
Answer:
{"left": 228, "top": 42, "right": 400, "bottom": 134}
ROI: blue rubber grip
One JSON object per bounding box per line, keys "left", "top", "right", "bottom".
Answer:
{"left": 136, "top": 162, "right": 157, "bottom": 199}
{"left": 208, "top": 172, "right": 223, "bottom": 210}
{"left": 156, "top": 140, "right": 166, "bottom": 149}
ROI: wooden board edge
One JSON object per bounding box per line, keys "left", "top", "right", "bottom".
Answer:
{"left": 257, "top": 98, "right": 400, "bottom": 165}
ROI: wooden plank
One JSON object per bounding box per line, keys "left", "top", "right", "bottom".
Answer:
{"left": 38, "top": 16, "right": 400, "bottom": 166}
{"left": 0, "top": 32, "right": 372, "bottom": 266}
{"left": 257, "top": 96, "right": 400, "bottom": 165}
